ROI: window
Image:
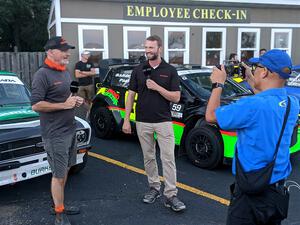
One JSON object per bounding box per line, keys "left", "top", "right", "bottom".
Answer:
{"left": 123, "top": 27, "right": 150, "bottom": 61}
{"left": 164, "top": 27, "right": 190, "bottom": 64}
{"left": 111, "top": 69, "right": 133, "bottom": 88}
{"left": 238, "top": 28, "right": 260, "bottom": 62}
{"left": 271, "top": 29, "right": 292, "bottom": 55}
{"left": 202, "top": 28, "right": 226, "bottom": 67}
{"left": 78, "top": 25, "right": 108, "bottom": 67}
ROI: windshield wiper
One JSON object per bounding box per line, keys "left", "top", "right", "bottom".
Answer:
{"left": 224, "top": 92, "right": 253, "bottom": 99}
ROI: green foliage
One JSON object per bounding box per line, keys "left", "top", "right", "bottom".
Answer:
{"left": 0, "top": 0, "right": 51, "bottom": 52}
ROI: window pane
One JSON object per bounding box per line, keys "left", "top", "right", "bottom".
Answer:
{"left": 274, "top": 33, "right": 289, "bottom": 48}
{"left": 83, "top": 30, "right": 104, "bottom": 49}
{"left": 88, "top": 51, "right": 103, "bottom": 67}
{"left": 241, "top": 32, "right": 256, "bottom": 48}
{"left": 128, "top": 52, "right": 145, "bottom": 61}
{"left": 128, "top": 31, "right": 146, "bottom": 49}
{"left": 169, "top": 51, "right": 183, "bottom": 64}
{"left": 240, "top": 50, "right": 254, "bottom": 62}
{"left": 206, "top": 51, "right": 220, "bottom": 66}
{"left": 206, "top": 32, "right": 222, "bottom": 48}
{"left": 168, "top": 32, "right": 186, "bottom": 49}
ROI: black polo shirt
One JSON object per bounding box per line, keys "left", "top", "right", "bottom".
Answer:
{"left": 75, "top": 61, "right": 94, "bottom": 86}
{"left": 128, "top": 59, "right": 180, "bottom": 123}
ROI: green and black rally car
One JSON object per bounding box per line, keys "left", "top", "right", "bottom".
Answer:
{"left": 90, "top": 60, "right": 300, "bottom": 169}
{"left": 0, "top": 71, "right": 91, "bottom": 186}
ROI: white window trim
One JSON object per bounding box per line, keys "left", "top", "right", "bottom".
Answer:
{"left": 202, "top": 27, "right": 226, "bottom": 67}
{"left": 78, "top": 25, "right": 109, "bottom": 59}
{"left": 123, "top": 26, "right": 151, "bottom": 59}
{"left": 237, "top": 28, "right": 260, "bottom": 60}
{"left": 271, "top": 29, "right": 292, "bottom": 56}
{"left": 164, "top": 27, "right": 190, "bottom": 64}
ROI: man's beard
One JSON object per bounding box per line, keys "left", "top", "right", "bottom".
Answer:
{"left": 61, "top": 59, "right": 69, "bottom": 65}
{"left": 147, "top": 53, "right": 159, "bottom": 61}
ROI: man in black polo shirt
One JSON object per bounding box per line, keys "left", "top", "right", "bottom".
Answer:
{"left": 122, "top": 35, "right": 186, "bottom": 212}
{"left": 75, "top": 51, "right": 96, "bottom": 119}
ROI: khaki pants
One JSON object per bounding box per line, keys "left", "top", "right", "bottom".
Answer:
{"left": 136, "top": 121, "right": 178, "bottom": 198}
{"left": 78, "top": 84, "right": 94, "bottom": 101}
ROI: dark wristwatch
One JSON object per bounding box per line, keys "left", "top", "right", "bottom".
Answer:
{"left": 211, "top": 82, "right": 224, "bottom": 90}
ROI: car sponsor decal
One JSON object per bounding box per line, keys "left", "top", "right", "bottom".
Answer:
{"left": 97, "top": 88, "right": 120, "bottom": 105}
{"left": 0, "top": 76, "right": 23, "bottom": 85}
{"left": 30, "top": 165, "right": 51, "bottom": 176}
{"left": 170, "top": 103, "right": 184, "bottom": 119}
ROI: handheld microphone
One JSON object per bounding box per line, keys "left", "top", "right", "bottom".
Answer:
{"left": 142, "top": 64, "right": 152, "bottom": 80}
{"left": 70, "top": 81, "right": 79, "bottom": 96}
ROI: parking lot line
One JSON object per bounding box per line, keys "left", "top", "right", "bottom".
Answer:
{"left": 88, "top": 151, "right": 230, "bottom": 206}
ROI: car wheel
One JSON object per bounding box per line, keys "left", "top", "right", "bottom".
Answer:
{"left": 91, "top": 106, "right": 116, "bottom": 139}
{"left": 185, "top": 126, "right": 223, "bottom": 169}
{"left": 69, "top": 152, "right": 88, "bottom": 174}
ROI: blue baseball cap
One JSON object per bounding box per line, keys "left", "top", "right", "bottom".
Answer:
{"left": 249, "top": 49, "right": 292, "bottom": 79}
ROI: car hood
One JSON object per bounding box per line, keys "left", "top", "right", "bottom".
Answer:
{"left": 0, "top": 116, "right": 88, "bottom": 144}
{"left": 0, "top": 105, "right": 39, "bottom": 122}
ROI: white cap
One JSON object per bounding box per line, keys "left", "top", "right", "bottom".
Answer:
{"left": 81, "top": 50, "right": 90, "bottom": 55}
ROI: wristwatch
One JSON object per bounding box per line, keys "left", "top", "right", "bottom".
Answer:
{"left": 211, "top": 82, "right": 224, "bottom": 90}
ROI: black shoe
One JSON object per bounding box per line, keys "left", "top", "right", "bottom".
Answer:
{"left": 142, "top": 188, "right": 161, "bottom": 204}
{"left": 55, "top": 213, "right": 71, "bottom": 225}
{"left": 50, "top": 206, "right": 80, "bottom": 215}
{"left": 164, "top": 196, "right": 186, "bottom": 212}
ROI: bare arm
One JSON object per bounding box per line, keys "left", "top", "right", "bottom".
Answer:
{"left": 75, "top": 69, "right": 96, "bottom": 78}
{"left": 205, "top": 65, "right": 227, "bottom": 123}
{"left": 205, "top": 88, "right": 223, "bottom": 123}
{"left": 146, "top": 79, "right": 180, "bottom": 103}
{"left": 122, "top": 90, "right": 136, "bottom": 134}
{"left": 32, "top": 95, "right": 81, "bottom": 113}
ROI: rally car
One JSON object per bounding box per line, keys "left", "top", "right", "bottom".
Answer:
{"left": 286, "top": 71, "right": 300, "bottom": 101}
{"left": 0, "top": 71, "right": 91, "bottom": 186}
{"left": 90, "top": 60, "right": 300, "bottom": 169}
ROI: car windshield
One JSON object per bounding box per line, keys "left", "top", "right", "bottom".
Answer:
{"left": 180, "top": 71, "right": 248, "bottom": 99}
{"left": 0, "top": 83, "right": 31, "bottom": 105}
{"left": 286, "top": 71, "right": 300, "bottom": 87}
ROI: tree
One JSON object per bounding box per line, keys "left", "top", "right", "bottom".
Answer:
{"left": 0, "top": 0, "right": 51, "bottom": 52}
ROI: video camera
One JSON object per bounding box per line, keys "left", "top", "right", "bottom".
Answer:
{"left": 216, "top": 60, "right": 246, "bottom": 79}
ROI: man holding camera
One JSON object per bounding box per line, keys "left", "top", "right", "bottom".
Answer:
{"left": 206, "top": 49, "right": 299, "bottom": 225}
{"left": 31, "top": 36, "right": 84, "bottom": 225}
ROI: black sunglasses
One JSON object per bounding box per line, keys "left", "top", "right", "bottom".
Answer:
{"left": 251, "top": 64, "right": 267, "bottom": 74}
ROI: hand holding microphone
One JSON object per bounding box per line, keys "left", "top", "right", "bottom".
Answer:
{"left": 67, "top": 81, "right": 84, "bottom": 108}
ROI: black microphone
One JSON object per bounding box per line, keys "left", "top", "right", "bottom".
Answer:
{"left": 142, "top": 64, "right": 152, "bottom": 80}
{"left": 70, "top": 81, "right": 79, "bottom": 96}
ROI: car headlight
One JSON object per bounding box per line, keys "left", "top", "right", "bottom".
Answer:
{"left": 76, "top": 129, "right": 89, "bottom": 147}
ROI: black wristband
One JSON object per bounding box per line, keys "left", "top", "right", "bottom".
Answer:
{"left": 211, "top": 82, "right": 224, "bottom": 90}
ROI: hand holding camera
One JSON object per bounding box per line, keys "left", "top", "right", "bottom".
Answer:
{"left": 211, "top": 65, "right": 227, "bottom": 84}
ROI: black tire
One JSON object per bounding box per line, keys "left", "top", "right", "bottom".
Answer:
{"left": 185, "top": 126, "right": 223, "bottom": 169}
{"left": 69, "top": 153, "right": 88, "bottom": 174}
{"left": 90, "top": 106, "right": 116, "bottom": 139}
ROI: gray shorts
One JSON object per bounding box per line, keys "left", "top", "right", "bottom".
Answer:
{"left": 43, "top": 133, "right": 77, "bottom": 178}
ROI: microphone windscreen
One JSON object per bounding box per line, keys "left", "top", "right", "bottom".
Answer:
{"left": 142, "top": 64, "right": 152, "bottom": 78}
{"left": 70, "top": 81, "right": 79, "bottom": 94}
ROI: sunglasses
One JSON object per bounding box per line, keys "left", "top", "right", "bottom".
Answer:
{"left": 251, "top": 64, "right": 267, "bottom": 74}
{"left": 251, "top": 64, "right": 292, "bottom": 75}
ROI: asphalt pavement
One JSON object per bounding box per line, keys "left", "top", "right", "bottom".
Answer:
{"left": 1, "top": 132, "right": 300, "bottom": 225}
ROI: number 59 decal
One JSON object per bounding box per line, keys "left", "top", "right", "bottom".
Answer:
{"left": 170, "top": 103, "right": 184, "bottom": 119}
